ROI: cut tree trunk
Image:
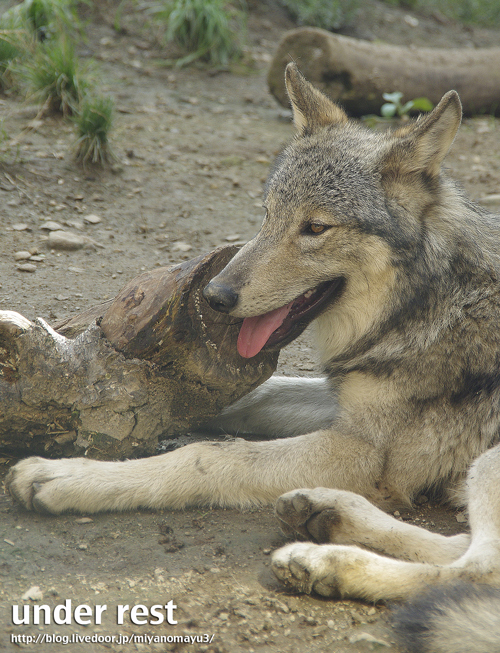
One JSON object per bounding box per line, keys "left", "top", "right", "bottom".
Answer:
{"left": 268, "top": 28, "right": 500, "bottom": 116}
{"left": 0, "top": 246, "right": 278, "bottom": 460}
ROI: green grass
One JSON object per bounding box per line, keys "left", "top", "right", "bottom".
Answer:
{"left": 150, "top": 0, "right": 245, "bottom": 66}
{"left": 0, "top": 0, "right": 86, "bottom": 94}
{"left": 0, "top": 29, "right": 27, "bottom": 88}
{"left": 2, "top": 0, "right": 82, "bottom": 41}
{"left": 21, "top": 38, "right": 88, "bottom": 115}
{"left": 280, "top": 0, "right": 360, "bottom": 30}
{"left": 381, "top": 0, "right": 500, "bottom": 27}
{"left": 73, "top": 95, "right": 114, "bottom": 166}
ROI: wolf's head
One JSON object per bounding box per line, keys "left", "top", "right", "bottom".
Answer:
{"left": 204, "top": 63, "right": 462, "bottom": 359}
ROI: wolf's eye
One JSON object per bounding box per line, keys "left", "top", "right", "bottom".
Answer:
{"left": 306, "top": 223, "right": 328, "bottom": 235}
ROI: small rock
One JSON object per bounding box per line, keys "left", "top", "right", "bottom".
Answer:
{"left": 48, "top": 231, "right": 102, "bottom": 251}
{"left": 12, "top": 223, "right": 29, "bottom": 231}
{"left": 84, "top": 214, "right": 102, "bottom": 224}
{"left": 14, "top": 251, "right": 31, "bottom": 261}
{"left": 78, "top": 543, "right": 88, "bottom": 550}
{"left": 17, "top": 263, "right": 36, "bottom": 273}
{"left": 172, "top": 241, "right": 192, "bottom": 252}
{"left": 29, "top": 256, "right": 44, "bottom": 262}
{"left": 22, "top": 586, "right": 43, "bottom": 601}
{"left": 66, "top": 219, "right": 84, "bottom": 230}
{"left": 456, "top": 511, "right": 467, "bottom": 523}
{"left": 49, "top": 230, "right": 85, "bottom": 250}
{"left": 41, "top": 221, "right": 64, "bottom": 231}
{"left": 225, "top": 234, "right": 241, "bottom": 242}
{"left": 404, "top": 14, "right": 419, "bottom": 27}
{"left": 75, "top": 517, "right": 93, "bottom": 524}
{"left": 349, "top": 632, "right": 390, "bottom": 646}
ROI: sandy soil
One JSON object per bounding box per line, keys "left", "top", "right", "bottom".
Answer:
{"left": 1, "top": 1, "right": 500, "bottom": 651}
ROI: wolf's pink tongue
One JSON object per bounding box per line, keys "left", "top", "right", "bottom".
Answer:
{"left": 237, "top": 303, "right": 292, "bottom": 358}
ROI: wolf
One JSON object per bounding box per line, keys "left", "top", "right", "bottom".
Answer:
{"left": 5, "top": 64, "right": 500, "bottom": 651}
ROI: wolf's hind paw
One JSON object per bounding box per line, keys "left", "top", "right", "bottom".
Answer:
{"left": 275, "top": 490, "right": 318, "bottom": 539}
{"left": 275, "top": 488, "right": 344, "bottom": 543}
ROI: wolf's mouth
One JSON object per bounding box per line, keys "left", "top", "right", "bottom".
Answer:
{"left": 237, "top": 278, "right": 344, "bottom": 358}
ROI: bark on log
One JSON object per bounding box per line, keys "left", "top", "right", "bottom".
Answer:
{"left": 0, "top": 246, "right": 279, "bottom": 459}
{"left": 268, "top": 28, "right": 500, "bottom": 116}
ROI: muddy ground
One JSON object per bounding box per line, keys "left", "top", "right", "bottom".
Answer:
{"left": 1, "top": 1, "right": 500, "bottom": 651}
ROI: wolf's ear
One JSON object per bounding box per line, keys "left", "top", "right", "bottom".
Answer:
{"left": 285, "top": 62, "right": 348, "bottom": 135}
{"left": 386, "top": 91, "right": 462, "bottom": 177}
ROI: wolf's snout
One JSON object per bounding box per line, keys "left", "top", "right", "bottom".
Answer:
{"left": 203, "top": 282, "right": 239, "bottom": 313}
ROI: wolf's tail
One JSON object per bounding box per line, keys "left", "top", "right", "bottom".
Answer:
{"left": 392, "top": 582, "right": 500, "bottom": 653}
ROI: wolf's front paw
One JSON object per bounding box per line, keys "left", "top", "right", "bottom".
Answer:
{"left": 272, "top": 542, "right": 342, "bottom": 597}
{"left": 5, "top": 457, "right": 79, "bottom": 514}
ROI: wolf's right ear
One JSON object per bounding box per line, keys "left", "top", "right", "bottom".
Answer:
{"left": 285, "top": 63, "right": 348, "bottom": 135}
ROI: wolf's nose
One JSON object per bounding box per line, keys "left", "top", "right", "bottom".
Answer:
{"left": 202, "top": 282, "right": 239, "bottom": 313}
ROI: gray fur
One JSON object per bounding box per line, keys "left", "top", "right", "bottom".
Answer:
{"left": 392, "top": 583, "right": 500, "bottom": 653}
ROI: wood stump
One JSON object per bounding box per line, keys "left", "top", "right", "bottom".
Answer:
{"left": 0, "top": 246, "right": 279, "bottom": 459}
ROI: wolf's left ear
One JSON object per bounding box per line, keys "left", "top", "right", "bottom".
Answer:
{"left": 285, "top": 62, "right": 348, "bottom": 135}
{"left": 386, "top": 91, "right": 462, "bottom": 177}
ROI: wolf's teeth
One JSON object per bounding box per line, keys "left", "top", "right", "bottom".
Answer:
{"left": 304, "top": 290, "right": 314, "bottom": 299}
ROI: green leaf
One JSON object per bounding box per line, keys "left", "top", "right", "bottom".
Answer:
{"left": 382, "top": 91, "right": 403, "bottom": 104}
{"left": 381, "top": 103, "right": 397, "bottom": 118}
{"left": 399, "top": 100, "right": 414, "bottom": 115}
{"left": 410, "top": 97, "right": 434, "bottom": 112}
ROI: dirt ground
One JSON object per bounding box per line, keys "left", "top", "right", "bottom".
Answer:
{"left": 1, "top": 1, "right": 500, "bottom": 651}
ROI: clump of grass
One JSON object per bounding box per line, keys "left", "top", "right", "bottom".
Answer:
{"left": 21, "top": 38, "right": 88, "bottom": 115}
{"left": 150, "top": 0, "right": 245, "bottom": 66}
{"left": 0, "top": 29, "right": 27, "bottom": 88}
{"left": 73, "top": 95, "right": 114, "bottom": 167}
{"left": 280, "top": 0, "right": 360, "bottom": 31}
{"left": 3, "top": 0, "right": 82, "bottom": 41}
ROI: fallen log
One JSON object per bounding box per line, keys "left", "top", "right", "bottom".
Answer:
{"left": 0, "top": 246, "right": 278, "bottom": 459}
{"left": 268, "top": 28, "right": 500, "bottom": 116}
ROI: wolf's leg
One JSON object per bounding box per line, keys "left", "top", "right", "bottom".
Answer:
{"left": 5, "top": 428, "right": 383, "bottom": 515}
{"left": 203, "top": 376, "right": 338, "bottom": 437}
{"left": 272, "top": 446, "right": 500, "bottom": 601}
{"left": 448, "top": 444, "right": 500, "bottom": 575}
{"left": 272, "top": 542, "right": 459, "bottom": 601}
{"left": 275, "top": 488, "right": 470, "bottom": 564}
